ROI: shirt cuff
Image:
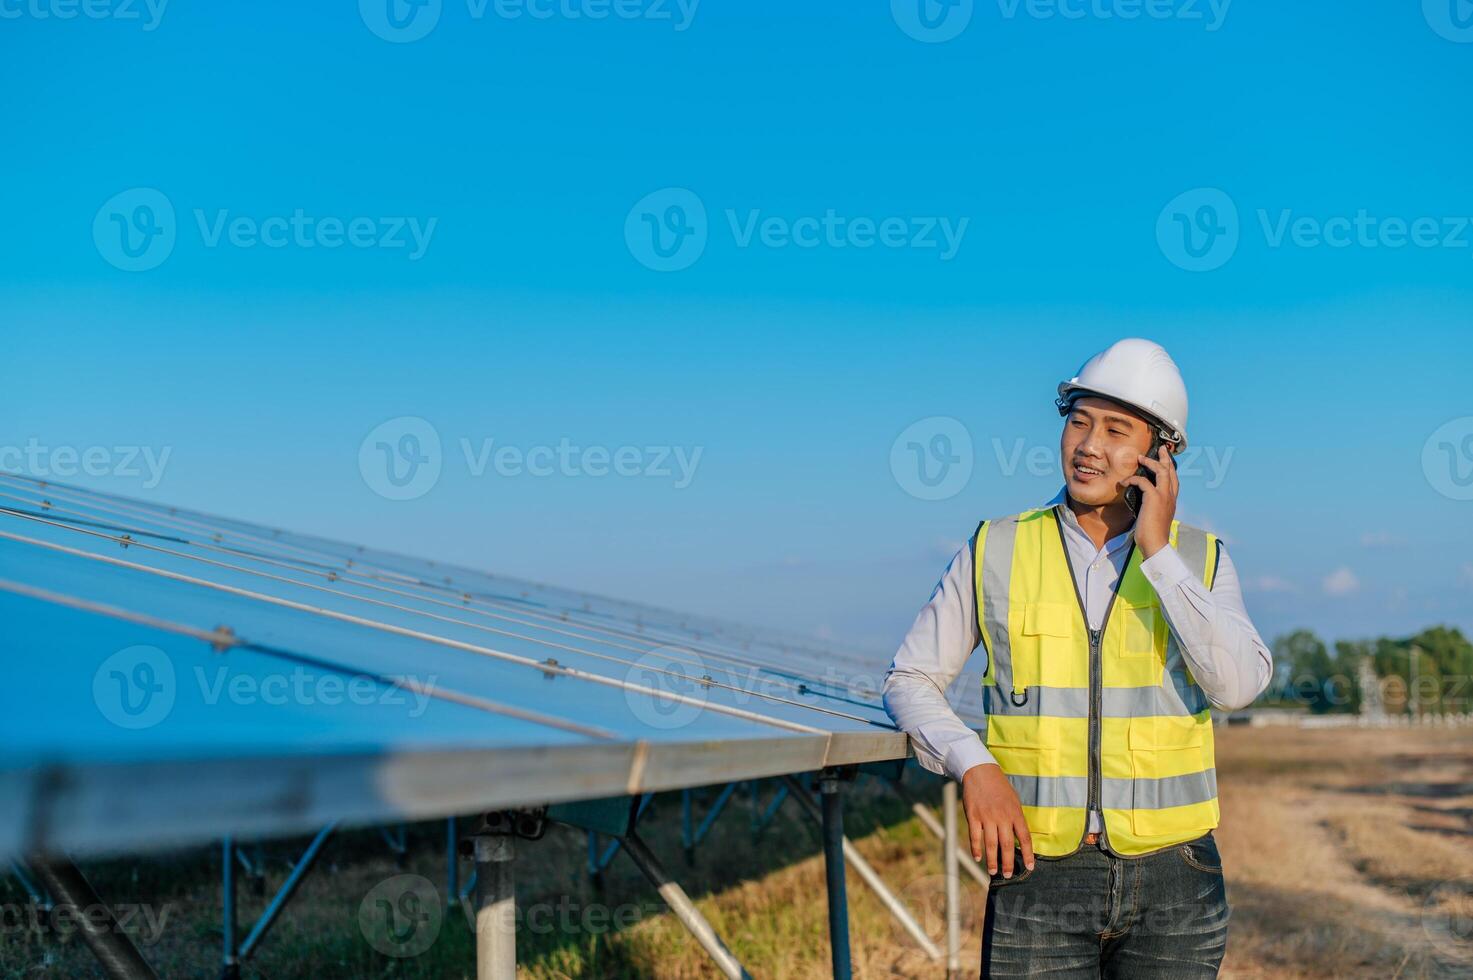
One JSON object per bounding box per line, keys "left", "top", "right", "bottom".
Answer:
{"left": 945, "top": 734, "right": 998, "bottom": 783}
{"left": 1140, "top": 544, "right": 1193, "bottom": 592}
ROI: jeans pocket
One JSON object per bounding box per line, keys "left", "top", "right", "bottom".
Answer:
{"left": 1177, "top": 832, "right": 1223, "bottom": 875}
{"left": 987, "top": 850, "right": 1037, "bottom": 888}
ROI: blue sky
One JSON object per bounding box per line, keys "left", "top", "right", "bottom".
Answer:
{"left": 3, "top": 1, "right": 1472, "bottom": 657}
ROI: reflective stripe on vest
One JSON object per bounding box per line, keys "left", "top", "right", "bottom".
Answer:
{"left": 972, "top": 506, "right": 1221, "bottom": 858}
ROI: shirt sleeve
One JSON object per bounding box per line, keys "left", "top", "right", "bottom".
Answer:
{"left": 1139, "top": 540, "right": 1274, "bottom": 711}
{"left": 881, "top": 529, "right": 997, "bottom": 782}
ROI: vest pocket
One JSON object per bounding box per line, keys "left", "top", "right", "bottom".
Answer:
{"left": 1012, "top": 601, "right": 1073, "bottom": 694}
{"left": 1116, "top": 598, "right": 1165, "bottom": 657}
{"left": 1126, "top": 715, "right": 1215, "bottom": 838}
{"left": 986, "top": 726, "right": 1062, "bottom": 835}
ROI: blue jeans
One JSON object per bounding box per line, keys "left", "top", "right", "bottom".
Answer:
{"left": 981, "top": 830, "right": 1230, "bottom": 978}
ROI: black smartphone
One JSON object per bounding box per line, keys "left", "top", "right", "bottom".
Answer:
{"left": 1125, "top": 433, "right": 1164, "bottom": 515}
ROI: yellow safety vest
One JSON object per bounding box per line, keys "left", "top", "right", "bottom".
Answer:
{"left": 972, "top": 505, "right": 1222, "bottom": 858}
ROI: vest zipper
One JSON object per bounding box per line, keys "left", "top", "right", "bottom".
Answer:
{"left": 1088, "top": 627, "right": 1103, "bottom": 823}
{"left": 1052, "top": 507, "right": 1134, "bottom": 852}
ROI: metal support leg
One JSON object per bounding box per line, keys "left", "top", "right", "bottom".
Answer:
{"left": 682, "top": 788, "right": 695, "bottom": 865}
{"left": 681, "top": 783, "right": 739, "bottom": 865}
{"left": 238, "top": 823, "right": 335, "bottom": 962}
{"left": 446, "top": 817, "right": 459, "bottom": 908}
{"left": 898, "top": 791, "right": 987, "bottom": 886}
{"left": 474, "top": 836, "right": 516, "bottom": 980}
{"left": 26, "top": 855, "right": 158, "bottom": 980}
{"left": 9, "top": 860, "right": 49, "bottom": 910}
{"left": 942, "top": 781, "right": 961, "bottom": 978}
{"left": 221, "top": 838, "right": 238, "bottom": 980}
{"left": 618, "top": 831, "right": 750, "bottom": 980}
{"left": 817, "top": 774, "right": 852, "bottom": 980}
{"left": 783, "top": 774, "right": 943, "bottom": 964}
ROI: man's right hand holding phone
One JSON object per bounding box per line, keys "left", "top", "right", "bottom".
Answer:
{"left": 961, "top": 763, "right": 1036, "bottom": 878}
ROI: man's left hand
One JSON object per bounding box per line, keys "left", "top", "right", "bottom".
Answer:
{"left": 1125, "top": 444, "right": 1178, "bottom": 558}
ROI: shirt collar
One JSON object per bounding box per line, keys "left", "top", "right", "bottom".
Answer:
{"left": 1048, "top": 485, "right": 1135, "bottom": 556}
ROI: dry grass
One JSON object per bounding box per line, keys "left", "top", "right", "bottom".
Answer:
{"left": 1213, "top": 725, "right": 1473, "bottom": 980}
{"left": 3, "top": 725, "right": 1471, "bottom": 978}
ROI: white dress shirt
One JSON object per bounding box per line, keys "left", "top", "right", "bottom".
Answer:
{"left": 882, "top": 488, "right": 1274, "bottom": 833}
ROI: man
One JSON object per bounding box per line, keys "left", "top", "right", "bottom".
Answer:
{"left": 882, "top": 338, "right": 1273, "bottom": 977}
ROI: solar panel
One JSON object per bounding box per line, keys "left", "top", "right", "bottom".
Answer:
{"left": 0, "top": 473, "right": 985, "bottom": 860}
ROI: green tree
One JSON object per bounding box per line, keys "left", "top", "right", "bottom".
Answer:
{"left": 1272, "top": 629, "right": 1338, "bottom": 714}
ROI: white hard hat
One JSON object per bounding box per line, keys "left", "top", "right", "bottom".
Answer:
{"left": 1055, "top": 338, "right": 1190, "bottom": 452}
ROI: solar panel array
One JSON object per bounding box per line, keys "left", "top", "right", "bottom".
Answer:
{"left": 0, "top": 474, "right": 985, "bottom": 860}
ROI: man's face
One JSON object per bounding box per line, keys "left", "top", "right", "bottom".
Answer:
{"left": 1059, "top": 395, "right": 1158, "bottom": 506}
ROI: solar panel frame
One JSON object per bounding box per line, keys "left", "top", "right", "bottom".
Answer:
{"left": 0, "top": 474, "right": 983, "bottom": 861}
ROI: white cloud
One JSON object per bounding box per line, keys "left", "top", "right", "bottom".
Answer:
{"left": 1245, "top": 575, "right": 1298, "bottom": 594}
{"left": 1322, "top": 567, "right": 1360, "bottom": 596}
